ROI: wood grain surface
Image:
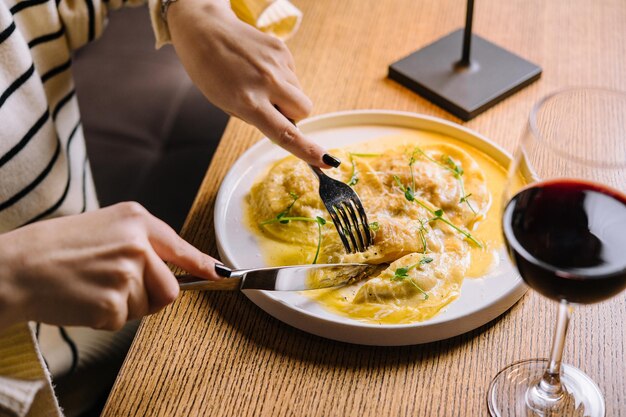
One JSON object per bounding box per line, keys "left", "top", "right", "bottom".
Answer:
{"left": 102, "top": 0, "right": 626, "bottom": 415}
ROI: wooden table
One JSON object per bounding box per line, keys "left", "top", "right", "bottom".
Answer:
{"left": 102, "top": 1, "right": 626, "bottom": 415}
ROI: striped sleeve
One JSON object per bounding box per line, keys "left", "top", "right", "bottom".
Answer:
{"left": 1, "top": 1, "right": 100, "bottom": 232}
{"left": 56, "top": 0, "right": 148, "bottom": 50}
{"left": 57, "top": 0, "right": 301, "bottom": 52}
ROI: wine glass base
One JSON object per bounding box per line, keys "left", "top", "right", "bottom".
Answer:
{"left": 487, "top": 359, "right": 605, "bottom": 417}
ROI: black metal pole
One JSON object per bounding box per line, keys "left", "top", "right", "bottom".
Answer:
{"left": 460, "top": 0, "right": 474, "bottom": 65}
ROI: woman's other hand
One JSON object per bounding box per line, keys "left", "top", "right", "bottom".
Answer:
{"left": 0, "top": 203, "right": 219, "bottom": 330}
{"left": 167, "top": 0, "right": 337, "bottom": 168}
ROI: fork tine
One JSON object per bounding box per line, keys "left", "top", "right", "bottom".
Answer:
{"left": 326, "top": 206, "right": 352, "bottom": 253}
{"left": 344, "top": 201, "right": 366, "bottom": 252}
{"left": 334, "top": 205, "right": 358, "bottom": 254}
{"left": 352, "top": 197, "right": 372, "bottom": 247}
{"left": 307, "top": 162, "right": 372, "bottom": 253}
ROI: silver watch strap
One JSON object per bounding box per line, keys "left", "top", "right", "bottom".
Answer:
{"left": 160, "top": 0, "right": 179, "bottom": 22}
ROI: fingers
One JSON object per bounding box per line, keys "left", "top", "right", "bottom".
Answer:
{"left": 249, "top": 104, "right": 339, "bottom": 168}
{"left": 142, "top": 215, "right": 221, "bottom": 281}
{"left": 124, "top": 261, "right": 151, "bottom": 321}
{"left": 282, "top": 46, "right": 297, "bottom": 73}
{"left": 108, "top": 203, "right": 220, "bottom": 318}
{"left": 281, "top": 66, "right": 302, "bottom": 89}
{"left": 143, "top": 250, "right": 180, "bottom": 315}
{"left": 272, "top": 83, "right": 312, "bottom": 121}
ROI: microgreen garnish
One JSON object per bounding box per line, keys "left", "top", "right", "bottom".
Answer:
{"left": 369, "top": 222, "right": 380, "bottom": 232}
{"left": 260, "top": 193, "right": 329, "bottom": 264}
{"left": 349, "top": 153, "right": 381, "bottom": 157}
{"left": 460, "top": 193, "right": 473, "bottom": 205}
{"left": 260, "top": 216, "right": 321, "bottom": 225}
{"left": 444, "top": 155, "right": 477, "bottom": 214}
{"left": 393, "top": 267, "right": 410, "bottom": 278}
{"left": 444, "top": 155, "right": 463, "bottom": 176}
{"left": 347, "top": 154, "right": 359, "bottom": 186}
{"left": 391, "top": 256, "right": 433, "bottom": 299}
{"left": 412, "top": 148, "right": 477, "bottom": 214}
{"left": 312, "top": 216, "right": 327, "bottom": 264}
{"left": 345, "top": 153, "right": 380, "bottom": 187}
{"left": 417, "top": 219, "right": 428, "bottom": 253}
{"left": 427, "top": 208, "right": 482, "bottom": 247}
{"left": 260, "top": 192, "right": 300, "bottom": 225}
{"left": 393, "top": 175, "right": 416, "bottom": 202}
{"left": 393, "top": 175, "right": 482, "bottom": 248}
{"left": 409, "top": 154, "right": 417, "bottom": 192}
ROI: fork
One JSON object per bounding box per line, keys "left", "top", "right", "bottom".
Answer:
{"left": 283, "top": 114, "right": 373, "bottom": 253}
{"left": 309, "top": 164, "right": 373, "bottom": 253}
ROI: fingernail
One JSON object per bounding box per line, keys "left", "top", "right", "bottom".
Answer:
{"left": 322, "top": 154, "right": 341, "bottom": 168}
{"left": 214, "top": 264, "right": 232, "bottom": 277}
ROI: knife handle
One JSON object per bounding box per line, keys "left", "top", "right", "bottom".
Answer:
{"left": 176, "top": 274, "right": 242, "bottom": 291}
{"left": 176, "top": 263, "right": 243, "bottom": 291}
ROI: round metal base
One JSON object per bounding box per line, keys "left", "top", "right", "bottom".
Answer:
{"left": 487, "top": 359, "right": 605, "bottom": 417}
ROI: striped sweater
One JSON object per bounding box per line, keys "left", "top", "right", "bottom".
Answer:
{"left": 0, "top": 0, "right": 302, "bottom": 231}
{"left": 0, "top": 0, "right": 171, "bottom": 232}
{"left": 0, "top": 1, "right": 169, "bottom": 414}
{"left": 0, "top": 0, "right": 301, "bottom": 415}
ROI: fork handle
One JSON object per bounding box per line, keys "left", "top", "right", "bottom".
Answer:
{"left": 308, "top": 164, "right": 325, "bottom": 179}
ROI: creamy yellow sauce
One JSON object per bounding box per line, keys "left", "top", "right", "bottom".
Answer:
{"left": 245, "top": 130, "right": 516, "bottom": 324}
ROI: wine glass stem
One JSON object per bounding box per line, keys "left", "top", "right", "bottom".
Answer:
{"left": 530, "top": 300, "right": 573, "bottom": 405}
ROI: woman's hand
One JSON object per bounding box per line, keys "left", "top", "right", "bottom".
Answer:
{"left": 167, "top": 0, "right": 339, "bottom": 168}
{"left": 0, "top": 203, "right": 219, "bottom": 330}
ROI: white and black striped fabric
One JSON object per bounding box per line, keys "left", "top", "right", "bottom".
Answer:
{"left": 0, "top": 0, "right": 169, "bottom": 413}
{"left": 0, "top": 0, "right": 165, "bottom": 232}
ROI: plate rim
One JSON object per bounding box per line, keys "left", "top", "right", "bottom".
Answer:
{"left": 213, "top": 109, "right": 525, "bottom": 345}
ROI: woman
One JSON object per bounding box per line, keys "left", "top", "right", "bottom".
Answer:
{"left": 0, "top": 0, "right": 340, "bottom": 414}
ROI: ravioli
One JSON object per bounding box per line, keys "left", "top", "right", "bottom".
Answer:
{"left": 246, "top": 132, "right": 509, "bottom": 324}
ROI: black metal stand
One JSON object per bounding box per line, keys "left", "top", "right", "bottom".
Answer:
{"left": 388, "top": 0, "right": 541, "bottom": 121}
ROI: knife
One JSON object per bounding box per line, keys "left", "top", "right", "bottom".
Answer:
{"left": 176, "top": 263, "right": 381, "bottom": 291}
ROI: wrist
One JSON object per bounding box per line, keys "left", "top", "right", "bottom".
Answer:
{"left": 0, "top": 232, "right": 31, "bottom": 328}
{"left": 160, "top": 0, "right": 178, "bottom": 23}
{"left": 167, "top": 0, "right": 234, "bottom": 26}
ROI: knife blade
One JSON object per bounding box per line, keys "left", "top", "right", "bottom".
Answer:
{"left": 176, "top": 263, "right": 381, "bottom": 291}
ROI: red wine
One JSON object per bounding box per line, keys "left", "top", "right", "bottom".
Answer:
{"left": 503, "top": 179, "right": 626, "bottom": 303}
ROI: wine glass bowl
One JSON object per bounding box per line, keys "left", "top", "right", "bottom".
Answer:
{"left": 488, "top": 87, "right": 626, "bottom": 417}
{"left": 503, "top": 179, "right": 626, "bottom": 304}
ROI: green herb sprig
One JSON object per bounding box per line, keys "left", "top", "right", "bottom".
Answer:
{"left": 443, "top": 155, "right": 477, "bottom": 214}
{"left": 347, "top": 154, "right": 359, "bottom": 186}
{"left": 391, "top": 256, "right": 433, "bottom": 299}
{"left": 393, "top": 175, "right": 482, "bottom": 248}
{"left": 428, "top": 209, "right": 482, "bottom": 247}
{"left": 413, "top": 147, "right": 477, "bottom": 214}
{"left": 417, "top": 218, "right": 429, "bottom": 253}
{"left": 259, "top": 191, "right": 300, "bottom": 225}
{"left": 312, "top": 216, "right": 326, "bottom": 264}
{"left": 350, "top": 153, "right": 382, "bottom": 157}
{"left": 345, "top": 152, "right": 381, "bottom": 187}
{"left": 259, "top": 192, "right": 329, "bottom": 264}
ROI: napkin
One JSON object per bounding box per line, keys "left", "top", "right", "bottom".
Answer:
{"left": 0, "top": 376, "right": 45, "bottom": 417}
{"left": 150, "top": 0, "right": 303, "bottom": 48}
{"left": 0, "top": 324, "right": 60, "bottom": 417}
{"left": 231, "top": 0, "right": 303, "bottom": 40}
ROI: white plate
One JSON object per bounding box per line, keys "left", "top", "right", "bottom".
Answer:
{"left": 214, "top": 110, "right": 526, "bottom": 346}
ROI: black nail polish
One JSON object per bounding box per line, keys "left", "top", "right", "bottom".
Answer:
{"left": 214, "top": 264, "right": 232, "bottom": 277}
{"left": 323, "top": 153, "right": 341, "bottom": 168}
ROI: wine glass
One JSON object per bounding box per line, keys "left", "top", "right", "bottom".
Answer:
{"left": 487, "top": 87, "right": 626, "bottom": 417}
